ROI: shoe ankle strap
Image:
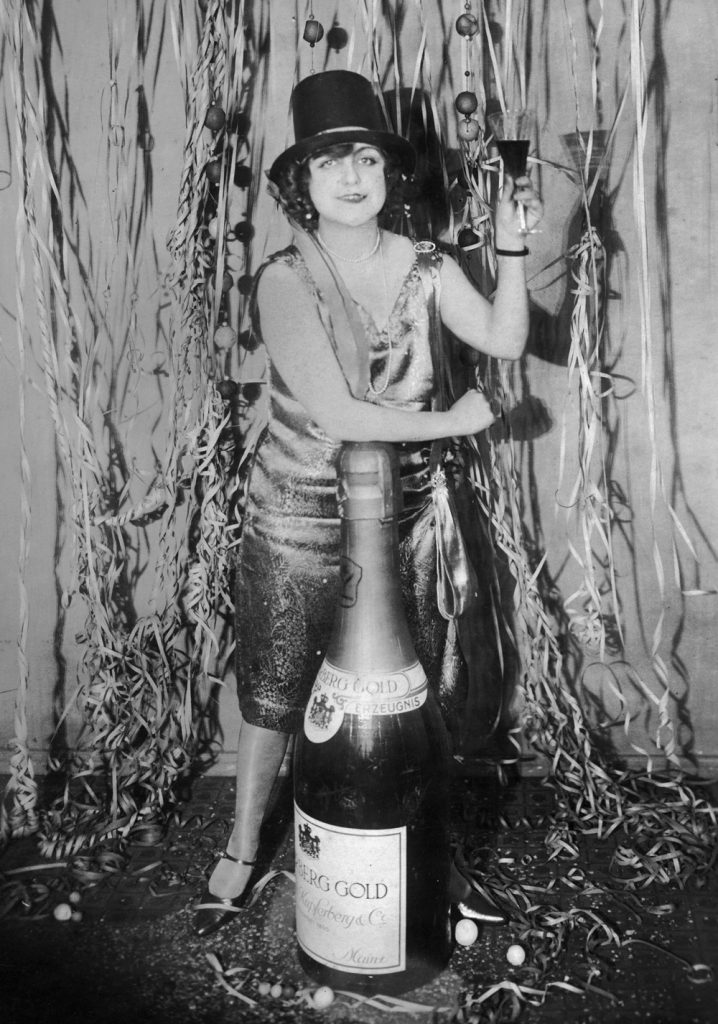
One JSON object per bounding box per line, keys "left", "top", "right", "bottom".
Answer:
{"left": 220, "top": 850, "right": 257, "bottom": 867}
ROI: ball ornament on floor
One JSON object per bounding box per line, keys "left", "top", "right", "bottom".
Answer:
{"left": 507, "top": 943, "right": 526, "bottom": 965}
{"left": 312, "top": 985, "right": 335, "bottom": 1009}
{"left": 455, "top": 917, "right": 479, "bottom": 946}
{"left": 53, "top": 902, "right": 72, "bottom": 921}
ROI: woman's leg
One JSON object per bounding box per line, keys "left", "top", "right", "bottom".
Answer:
{"left": 207, "top": 720, "right": 290, "bottom": 898}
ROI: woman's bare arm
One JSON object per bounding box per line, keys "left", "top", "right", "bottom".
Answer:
{"left": 256, "top": 262, "right": 495, "bottom": 443}
{"left": 438, "top": 175, "right": 541, "bottom": 360}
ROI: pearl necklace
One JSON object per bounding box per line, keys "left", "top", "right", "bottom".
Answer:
{"left": 317, "top": 229, "right": 381, "bottom": 264}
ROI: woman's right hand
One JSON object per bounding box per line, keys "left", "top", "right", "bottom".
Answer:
{"left": 447, "top": 388, "right": 497, "bottom": 436}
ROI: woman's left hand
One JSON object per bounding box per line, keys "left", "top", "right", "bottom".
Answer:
{"left": 495, "top": 174, "right": 543, "bottom": 239}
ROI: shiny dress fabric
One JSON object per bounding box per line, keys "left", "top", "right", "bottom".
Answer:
{"left": 236, "top": 245, "right": 464, "bottom": 738}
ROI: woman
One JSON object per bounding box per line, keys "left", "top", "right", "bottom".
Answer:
{"left": 194, "top": 70, "right": 542, "bottom": 936}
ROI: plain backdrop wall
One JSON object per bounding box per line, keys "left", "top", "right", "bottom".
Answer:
{"left": 1, "top": 0, "right": 717, "bottom": 777}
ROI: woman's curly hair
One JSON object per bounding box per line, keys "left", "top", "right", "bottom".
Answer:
{"left": 269, "top": 142, "right": 407, "bottom": 230}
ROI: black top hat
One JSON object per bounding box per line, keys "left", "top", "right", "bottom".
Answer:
{"left": 268, "top": 70, "right": 415, "bottom": 184}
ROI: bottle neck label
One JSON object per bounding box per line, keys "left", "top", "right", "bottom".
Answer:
{"left": 304, "top": 658, "right": 428, "bottom": 744}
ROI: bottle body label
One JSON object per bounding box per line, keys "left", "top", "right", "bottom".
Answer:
{"left": 303, "top": 658, "right": 427, "bottom": 743}
{"left": 294, "top": 804, "right": 407, "bottom": 974}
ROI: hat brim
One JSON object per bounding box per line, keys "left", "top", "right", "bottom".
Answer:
{"left": 268, "top": 129, "right": 415, "bottom": 184}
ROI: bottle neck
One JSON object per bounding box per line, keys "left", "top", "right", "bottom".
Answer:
{"left": 326, "top": 516, "right": 418, "bottom": 674}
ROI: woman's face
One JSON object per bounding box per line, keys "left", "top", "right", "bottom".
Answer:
{"left": 307, "top": 143, "right": 387, "bottom": 228}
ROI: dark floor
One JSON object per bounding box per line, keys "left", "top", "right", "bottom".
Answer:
{"left": 1, "top": 769, "right": 716, "bottom": 1024}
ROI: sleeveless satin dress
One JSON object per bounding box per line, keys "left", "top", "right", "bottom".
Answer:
{"left": 235, "top": 245, "right": 464, "bottom": 736}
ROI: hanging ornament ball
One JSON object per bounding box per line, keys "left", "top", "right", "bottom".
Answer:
{"left": 205, "top": 159, "right": 222, "bottom": 185}
{"left": 455, "top": 918, "right": 479, "bottom": 946}
{"left": 216, "top": 379, "right": 238, "bottom": 401}
{"left": 457, "top": 117, "right": 481, "bottom": 142}
{"left": 312, "top": 985, "right": 335, "bottom": 1009}
{"left": 221, "top": 270, "right": 234, "bottom": 293}
{"left": 455, "top": 91, "right": 479, "bottom": 115}
{"left": 238, "top": 329, "right": 257, "bottom": 352}
{"left": 401, "top": 176, "right": 421, "bottom": 203}
{"left": 207, "top": 217, "right": 218, "bottom": 240}
{"left": 237, "top": 273, "right": 254, "bottom": 297}
{"left": 214, "top": 324, "right": 237, "bottom": 350}
{"left": 242, "top": 381, "right": 263, "bottom": 404}
{"left": 204, "top": 105, "right": 226, "bottom": 132}
{"left": 454, "top": 164, "right": 480, "bottom": 192}
{"left": 233, "top": 220, "right": 255, "bottom": 245}
{"left": 233, "top": 163, "right": 253, "bottom": 190}
{"left": 507, "top": 943, "right": 526, "bottom": 966}
{"left": 326, "top": 24, "right": 349, "bottom": 52}
{"left": 203, "top": 190, "right": 218, "bottom": 218}
{"left": 234, "top": 110, "right": 251, "bottom": 139}
{"left": 457, "top": 226, "right": 480, "bottom": 249}
{"left": 456, "top": 13, "right": 479, "bottom": 37}
{"left": 303, "top": 19, "right": 325, "bottom": 45}
{"left": 53, "top": 903, "right": 73, "bottom": 922}
{"left": 459, "top": 344, "right": 482, "bottom": 366}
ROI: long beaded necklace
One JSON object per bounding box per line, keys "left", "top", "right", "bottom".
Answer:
{"left": 318, "top": 229, "right": 393, "bottom": 395}
{"left": 367, "top": 235, "right": 393, "bottom": 396}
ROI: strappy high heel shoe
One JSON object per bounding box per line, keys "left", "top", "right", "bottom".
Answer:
{"left": 449, "top": 859, "right": 507, "bottom": 926}
{"left": 193, "top": 850, "right": 257, "bottom": 937}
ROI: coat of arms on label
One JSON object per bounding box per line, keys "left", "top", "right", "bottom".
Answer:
{"left": 307, "top": 691, "right": 336, "bottom": 730}
{"left": 298, "top": 822, "right": 320, "bottom": 859}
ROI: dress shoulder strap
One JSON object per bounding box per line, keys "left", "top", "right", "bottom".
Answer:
{"left": 249, "top": 243, "right": 369, "bottom": 399}
{"left": 413, "top": 241, "right": 451, "bottom": 414}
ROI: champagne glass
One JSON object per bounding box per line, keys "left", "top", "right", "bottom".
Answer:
{"left": 487, "top": 108, "right": 537, "bottom": 234}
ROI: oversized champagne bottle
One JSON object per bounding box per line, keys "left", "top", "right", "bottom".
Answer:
{"left": 293, "top": 441, "right": 452, "bottom": 995}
